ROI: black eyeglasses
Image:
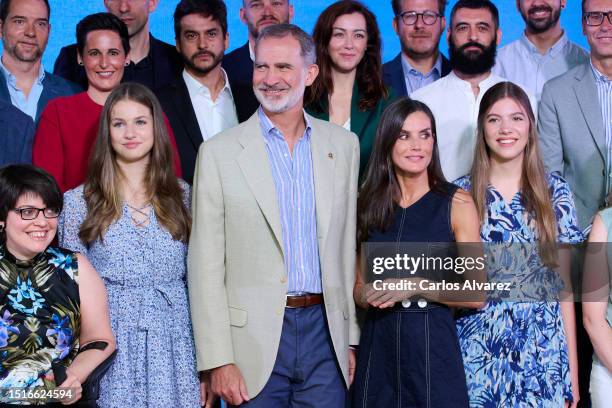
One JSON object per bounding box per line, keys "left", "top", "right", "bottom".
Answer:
{"left": 12, "top": 207, "right": 60, "bottom": 220}
{"left": 584, "top": 11, "right": 612, "bottom": 26}
{"left": 398, "top": 11, "right": 440, "bottom": 26}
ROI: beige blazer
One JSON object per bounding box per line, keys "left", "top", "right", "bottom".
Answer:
{"left": 187, "top": 111, "right": 360, "bottom": 398}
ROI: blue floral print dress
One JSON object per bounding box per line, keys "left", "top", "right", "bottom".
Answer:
{"left": 453, "top": 173, "right": 583, "bottom": 407}
{"left": 0, "top": 245, "right": 79, "bottom": 405}
{"left": 58, "top": 182, "right": 199, "bottom": 408}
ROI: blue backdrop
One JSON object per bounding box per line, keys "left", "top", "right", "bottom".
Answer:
{"left": 42, "top": 0, "right": 588, "bottom": 71}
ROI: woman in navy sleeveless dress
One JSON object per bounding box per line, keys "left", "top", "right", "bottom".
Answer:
{"left": 352, "top": 98, "right": 483, "bottom": 408}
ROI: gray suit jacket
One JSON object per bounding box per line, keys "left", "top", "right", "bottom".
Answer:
{"left": 538, "top": 62, "right": 606, "bottom": 231}
{"left": 187, "top": 112, "right": 360, "bottom": 397}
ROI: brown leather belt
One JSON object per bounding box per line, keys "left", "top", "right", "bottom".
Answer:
{"left": 286, "top": 294, "right": 323, "bottom": 308}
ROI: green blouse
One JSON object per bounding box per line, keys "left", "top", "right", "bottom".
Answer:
{"left": 306, "top": 82, "right": 396, "bottom": 180}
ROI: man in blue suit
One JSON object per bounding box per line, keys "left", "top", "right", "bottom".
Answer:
{"left": 383, "top": 0, "right": 451, "bottom": 97}
{"left": 0, "top": 99, "right": 35, "bottom": 166}
{"left": 222, "top": 0, "right": 293, "bottom": 122}
{"left": 0, "top": 0, "right": 79, "bottom": 122}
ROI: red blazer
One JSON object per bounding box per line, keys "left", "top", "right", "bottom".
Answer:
{"left": 33, "top": 92, "right": 182, "bottom": 192}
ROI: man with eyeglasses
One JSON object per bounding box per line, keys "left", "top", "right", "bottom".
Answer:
{"left": 539, "top": 0, "right": 612, "bottom": 234}
{"left": 383, "top": 0, "right": 451, "bottom": 97}
{"left": 493, "top": 0, "right": 588, "bottom": 102}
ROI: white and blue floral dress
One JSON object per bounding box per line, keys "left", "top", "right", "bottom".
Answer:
{"left": 58, "top": 183, "right": 200, "bottom": 408}
{"left": 453, "top": 173, "right": 583, "bottom": 408}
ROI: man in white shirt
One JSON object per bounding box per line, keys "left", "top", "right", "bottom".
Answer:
{"left": 157, "top": 0, "right": 238, "bottom": 184}
{"left": 493, "top": 0, "right": 588, "bottom": 102}
{"left": 412, "top": 0, "right": 535, "bottom": 182}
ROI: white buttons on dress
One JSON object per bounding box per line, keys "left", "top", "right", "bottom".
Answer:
{"left": 418, "top": 299, "right": 428, "bottom": 308}
{"left": 401, "top": 299, "right": 411, "bottom": 308}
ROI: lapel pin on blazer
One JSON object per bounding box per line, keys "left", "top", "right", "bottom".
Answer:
{"left": 328, "top": 153, "right": 334, "bottom": 159}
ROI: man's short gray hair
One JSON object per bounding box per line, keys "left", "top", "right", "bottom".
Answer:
{"left": 255, "top": 23, "right": 316, "bottom": 65}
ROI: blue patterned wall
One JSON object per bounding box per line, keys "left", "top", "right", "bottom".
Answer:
{"left": 42, "top": 0, "right": 588, "bottom": 71}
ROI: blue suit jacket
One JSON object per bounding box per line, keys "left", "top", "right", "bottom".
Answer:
{"left": 222, "top": 42, "right": 260, "bottom": 123}
{"left": 0, "top": 99, "right": 35, "bottom": 166}
{"left": 0, "top": 69, "right": 80, "bottom": 122}
{"left": 382, "top": 53, "right": 452, "bottom": 97}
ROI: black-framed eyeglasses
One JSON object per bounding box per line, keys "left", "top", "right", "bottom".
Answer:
{"left": 397, "top": 11, "right": 440, "bottom": 26}
{"left": 12, "top": 207, "right": 60, "bottom": 220}
{"left": 584, "top": 11, "right": 612, "bottom": 26}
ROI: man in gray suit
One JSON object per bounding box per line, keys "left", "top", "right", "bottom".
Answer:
{"left": 188, "top": 24, "right": 359, "bottom": 407}
{"left": 538, "top": 0, "right": 612, "bottom": 232}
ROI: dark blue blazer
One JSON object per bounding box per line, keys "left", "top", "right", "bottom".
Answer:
{"left": 156, "top": 76, "right": 202, "bottom": 185}
{"left": 53, "top": 35, "right": 183, "bottom": 92}
{"left": 222, "top": 42, "right": 260, "bottom": 123}
{"left": 0, "top": 99, "right": 35, "bottom": 166}
{"left": 382, "top": 53, "right": 452, "bottom": 97}
{"left": 0, "top": 70, "right": 80, "bottom": 122}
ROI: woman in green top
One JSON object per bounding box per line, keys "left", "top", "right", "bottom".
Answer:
{"left": 306, "top": 0, "right": 395, "bottom": 179}
{"left": 583, "top": 210, "right": 612, "bottom": 408}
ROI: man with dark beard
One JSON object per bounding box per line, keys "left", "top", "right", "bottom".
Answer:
{"left": 494, "top": 0, "right": 588, "bottom": 101}
{"left": 157, "top": 0, "right": 238, "bottom": 184}
{"left": 411, "top": 0, "right": 535, "bottom": 181}
{"left": 0, "top": 0, "right": 79, "bottom": 122}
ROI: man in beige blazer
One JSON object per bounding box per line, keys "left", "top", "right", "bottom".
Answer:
{"left": 188, "top": 24, "right": 360, "bottom": 407}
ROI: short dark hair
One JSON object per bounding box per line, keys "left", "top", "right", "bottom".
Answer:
{"left": 0, "top": 164, "right": 62, "bottom": 243}
{"left": 450, "top": 0, "right": 499, "bottom": 29}
{"left": 0, "top": 0, "right": 50, "bottom": 23}
{"left": 391, "top": 0, "right": 446, "bottom": 16}
{"left": 174, "top": 0, "right": 228, "bottom": 39}
{"left": 76, "top": 12, "right": 130, "bottom": 58}
{"left": 255, "top": 23, "right": 316, "bottom": 65}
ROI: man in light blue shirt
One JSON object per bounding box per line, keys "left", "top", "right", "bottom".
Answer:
{"left": 494, "top": 0, "right": 588, "bottom": 102}
{"left": 383, "top": 0, "right": 452, "bottom": 97}
{"left": 0, "top": 0, "right": 78, "bottom": 122}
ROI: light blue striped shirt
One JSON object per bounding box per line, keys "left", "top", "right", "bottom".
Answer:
{"left": 258, "top": 107, "right": 322, "bottom": 294}
{"left": 401, "top": 53, "right": 442, "bottom": 95}
{"left": 591, "top": 61, "right": 612, "bottom": 197}
{"left": 0, "top": 58, "right": 45, "bottom": 121}
{"left": 494, "top": 32, "right": 588, "bottom": 102}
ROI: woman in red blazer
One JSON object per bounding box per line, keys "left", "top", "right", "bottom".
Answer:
{"left": 33, "top": 13, "right": 181, "bottom": 192}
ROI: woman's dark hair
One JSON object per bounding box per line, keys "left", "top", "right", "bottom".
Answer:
{"left": 357, "top": 97, "right": 446, "bottom": 244}
{"left": 174, "top": 0, "right": 228, "bottom": 39}
{"left": 307, "top": 0, "right": 388, "bottom": 112}
{"left": 0, "top": 164, "right": 62, "bottom": 243}
{"left": 76, "top": 12, "right": 130, "bottom": 58}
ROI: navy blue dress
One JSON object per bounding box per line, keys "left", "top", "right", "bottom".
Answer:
{"left": 352, "top": 182, "right": 469, "bottom": 408}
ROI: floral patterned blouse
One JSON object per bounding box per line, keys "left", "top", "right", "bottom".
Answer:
{"left": 453, "top": 173, "right": 584, "bottom": 407}
{"left": 0, "top": 245, "right": 80, "bottom": 404}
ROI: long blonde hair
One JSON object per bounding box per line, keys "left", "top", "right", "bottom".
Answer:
{"left": 471, "top": 82, "right": 557, "bottom": 266}
{"left": 79, "top": 83, "right": 191, "bottom": 244}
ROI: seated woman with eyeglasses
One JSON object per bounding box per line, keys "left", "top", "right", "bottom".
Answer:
{"left": 0, "top": 164, "right": 115, "bottom": 406}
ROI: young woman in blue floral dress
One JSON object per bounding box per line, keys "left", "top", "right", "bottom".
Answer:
{"left": 58, "top": 83, "right": 200, "bottom": 407}
{"left": 454, "top": 82, "right": 582, "bottom": 407}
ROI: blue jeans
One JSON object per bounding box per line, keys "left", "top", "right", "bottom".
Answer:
{"left": 232, "top": 304, "right": 347, "bottom": 408}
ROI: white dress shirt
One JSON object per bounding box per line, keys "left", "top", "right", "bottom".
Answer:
{"left": 493, "top": 32, "right": 588, "bottom": 102}
{"left": 183, "top": 68, "right": 238, "bottom": 141}
{"left": 411, "top": 71, "right": 536, "bottom": 182}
